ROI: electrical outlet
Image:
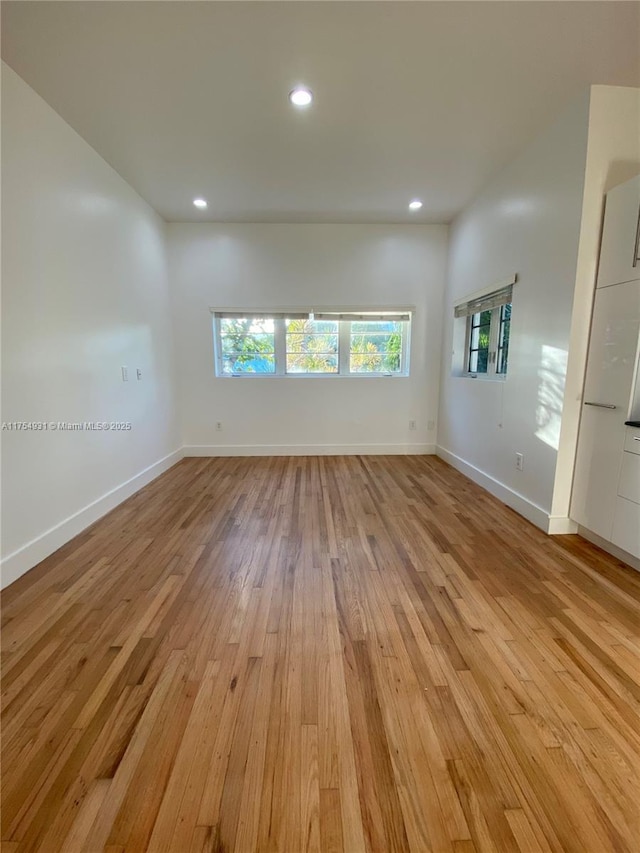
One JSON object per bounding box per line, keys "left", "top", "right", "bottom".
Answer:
{"left": 136, "top": 369, "right": 143, "bottom": 380}
{"left": 409, "top": 420, "right": 416, "bottom": 431}
{"left": 215, "top": 421, "right": 223, "bottom": 432}
{"left": 515, "top": 452, "right": 524, "bottom": 471}
{"left": 121, "top": 366, "right": 128, "bottom": 382}
{"left": 427, "top": 420, "right": 435, "bottom": 431}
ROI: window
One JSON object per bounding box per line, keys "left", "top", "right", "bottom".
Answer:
{"left": 467, "top": 309, "right": 492, "bottom": 374}
{"left": 218, "top": 316, "right": 276, "bottom": 374}
{"left": 349, "top": 319, "right": 404, "bottom": 374}
{"left": 496, "top": 302, "right": 511, "bottom": 375}
{"left": 286, "top": 318, "right": 339, "bottom": 374}
{"left": 454, "top": 281, "right": 514, "bottom": 378}
{"left": 212, "top": 311, "right": 411, "bottom": 377}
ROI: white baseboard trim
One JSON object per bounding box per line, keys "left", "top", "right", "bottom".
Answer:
{"left": 577, "top": 525, "right": 640, "bottom": 572}
{"left": 548, "top": 516, "right": 579, "bottom": 535}
{"left": 0, "top": 449, "right": 184, "bottom": 590}
{"left": 183, "top": 443, "right": 435, "bottom": 457}
{"left": 436, "top": 445, "right": 551, "bottom": 532}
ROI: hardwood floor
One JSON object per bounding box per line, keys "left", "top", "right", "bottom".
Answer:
{"left": 2, "top": 455, "right": 639, "bottom": 853}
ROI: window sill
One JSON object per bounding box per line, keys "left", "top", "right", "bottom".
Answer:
{"left": 215, "top": 373, "right": 410, "bottom": 380}
{"left": 458, "top": 373, "right": 507, "bottom": 382}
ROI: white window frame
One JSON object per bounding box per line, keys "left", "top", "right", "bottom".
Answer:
{"left": 284, "top": 317, "right": 339, "bottom": 376}
{"left": 343, "top": 318, "right": 410, "bottom": 377}
{"left": 212, "top": 310, "right": 412, "bottom": 378}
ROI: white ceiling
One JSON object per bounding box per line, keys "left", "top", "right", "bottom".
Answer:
{"left": 2, "top": 1, "right": 639, "bottom": 224}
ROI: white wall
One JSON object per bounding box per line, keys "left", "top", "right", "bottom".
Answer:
{"left": 4, "top": 60, "right": 633, "bottom": 591}
{"left": 437, "top": 85, "right": 640, "bottom": 533}
{"left": 437, "top": 92, "right": 591, "bottom": 530}
{"left": 1, "top": 65, "right": 180, "bottom": 587}
{"left": 167, "top": 223, "right": 447, "bottom": 454}
{"left": 553, "top": 86, "right": 640, "bottom": 522}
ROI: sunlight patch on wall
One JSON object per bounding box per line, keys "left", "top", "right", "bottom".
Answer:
{"left": 536, "top": 344, "right": 567, "bottom": 450}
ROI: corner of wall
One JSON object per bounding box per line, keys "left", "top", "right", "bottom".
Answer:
{"left": 0, "top": 449, "right": 184, "bottom": 590}
{"left": 436, "top": 446, "right": 551, "bottom": 533}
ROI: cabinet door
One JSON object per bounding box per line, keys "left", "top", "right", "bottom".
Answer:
{"left": 611, "top": 496, "right": 640, "bottom": 559}
{"left": 597, "top": 175, "right": 640, "bottom": 289}
{"left": 571, "top": 280, "right": 640, "bottom": 539}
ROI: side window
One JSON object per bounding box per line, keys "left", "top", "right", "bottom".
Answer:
{"left": 496, "top": 303, "right": 511, "bottom": 375}
{"left": 453, "top": 280, "right": 515, "bottom": 380}
{"left": 467, "top": 309, "right": 492, "bottom": 374}
{"left": 465, "top": 303, "right": 512, "bottom": 378}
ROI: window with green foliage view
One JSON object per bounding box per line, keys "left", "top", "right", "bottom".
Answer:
{"left": 465, "top": 303, "right": 511, "bottom": 378}
{"left": 213, "top": 313, "right": 410, "bottom": 377}
{"left": 286, "top": 319, "right": 339, "bottom": 373}
{"left": 350, "top": 320, "right": 403, "bottom": 374}
{"left": 218, "top": 317, "right": 276, "bottom": 375}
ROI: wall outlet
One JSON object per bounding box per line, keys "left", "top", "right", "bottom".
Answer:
{"left": 427, "top": 420, "right": 435, "bottom": 431}
{"left": 121, "top": 366, "right": 128, "bottom": 382}
{"left": 136, "top": 368, "right": 143, "bottom": 380}
{"left": 215, "top": 421, "right": 223, "bottom": 432}
{"left": 409, "top": 419, "right": 417, "bottom": 431}
{"left": 515, "top": 452, "right": 524, "bottom": 471}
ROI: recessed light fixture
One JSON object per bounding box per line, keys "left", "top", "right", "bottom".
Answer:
{"left": 409, "top": 199, "right": 423, "bottom": 211}
{"left": 193, "top": 198, "right": 208, "bottom": 209}
{"left": 289, "top": 87, "right": 313, "bottom": 107}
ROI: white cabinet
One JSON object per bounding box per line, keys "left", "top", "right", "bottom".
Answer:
{"left": 597, "top": 175, "right": 640, "bottom": 289}
{"left": 573, "top": 174, "right": 640, "bottom": 561}
{"left": 617, "top": 448, "right": 640, "bottom": 504}
{"left": 571, "top": 279, "right": 640, "bottom": 542}
{"left": 611, "top": 497, "right": 640, "bottom": 558}
{"left": 623, "top": 425, "right": 640, "bottom": 455}
{"left": 612, "top": 429, "right": 640, "bottom": 558}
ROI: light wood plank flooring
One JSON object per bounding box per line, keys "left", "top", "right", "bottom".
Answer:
{"left": 2, "top": 455, "right": 639, "bottom": 852}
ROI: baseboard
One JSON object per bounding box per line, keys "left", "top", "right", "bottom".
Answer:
{"left": 548, "top": 516, "right": 579, "bottom": 535}
{"left": 183, "top": 443, "right": 436, "bottom": 457}
{"left": 436, "top": 445, "right": 551, "bottom": 532}
{"left": 577, "top": 525, "right": 640, "bottom": 572}
{"left": 0, "top": 449, "right": 184, "bottom": 590}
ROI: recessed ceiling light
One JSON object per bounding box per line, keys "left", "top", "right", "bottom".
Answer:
{"left": 289, "top": 87, "right": 313, "bottom": 107}
{"left": 193, "top": 198, "right": 208, "bottom": 209}
{"left": 409, "top": 199, "right": 423, "bottom": 211}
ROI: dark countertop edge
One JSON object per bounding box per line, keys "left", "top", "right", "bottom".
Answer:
{"left": 624, "top": 421, "right": 640, "bottom": 427}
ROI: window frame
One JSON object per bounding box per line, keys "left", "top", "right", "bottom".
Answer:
{"left": 344, "top": 319, "right": 410, "bottom": 377}
{"left": 463, "top": 303, "right": 511, "bottom": 380}
{"left": 495, "top": 302, "right": 511, "bottom": 376}
{"left": 214, "top": 315, "right": 278, "bottom": 377}
{"left": 212, "top": 312, "right": 411, "bottom": 378}
{"left": 284, "top": 317, "right": 340, "bottom": 376}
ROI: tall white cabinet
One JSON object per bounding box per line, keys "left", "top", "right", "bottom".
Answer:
{"left": 597, "top": 175, "right": 640, "bottom": 289}
{"left": 572, "top": 175, "right": 640, "bottom": 562}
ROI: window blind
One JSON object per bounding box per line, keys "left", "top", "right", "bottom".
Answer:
{"left": 454, "top": 284, "right": 513, "bottom": 319}
{"left": 211, "top": 309, "right": 412, "bottom": 321}
{"left": 213, "top": 311, "right": 309, "bottom": 320}
{"left": 313, "top": 312, "right": 411, "bottom": 322}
